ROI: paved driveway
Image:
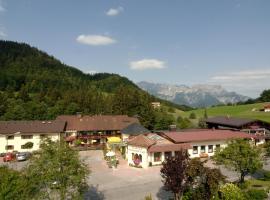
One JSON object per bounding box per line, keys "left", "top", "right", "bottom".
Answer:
{"left": 80, "top": 151, "right": 173, "bottom": 200}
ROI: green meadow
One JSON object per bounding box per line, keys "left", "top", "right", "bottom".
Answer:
{"left": 182, "top": 103, "right": 270, "bottom": 123}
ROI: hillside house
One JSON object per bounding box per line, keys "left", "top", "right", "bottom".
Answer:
{"left": 0, "top": 120, "right": 66, "bottom": 154}
{"left": 205, "top": 116, "right": 270, "bottom": 144}
{"left": 264, "top": 105, "right": 270, "bottom": 112}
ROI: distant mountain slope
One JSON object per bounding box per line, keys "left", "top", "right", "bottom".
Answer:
{"left": 0, "top": 40, "right": 187, "bottom": 130}
{"left": 0, "top": 41, "right": 139, "bottom": 93}
{"left": 137, "top": 81, "right": 250, "bottom": 108}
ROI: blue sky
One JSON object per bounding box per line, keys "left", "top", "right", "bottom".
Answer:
{"left": 1, "top": 0, "right": 270, "bottom": 97}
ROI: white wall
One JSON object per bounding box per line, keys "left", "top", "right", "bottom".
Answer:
{"left": 189, "top": 140, "right": 227, "bottom": 158}
{"left": 127, "top": 145, "right": 149, "bottom": 168}
{"left": 0, "top": 133, "right": 61, "bottom": 153}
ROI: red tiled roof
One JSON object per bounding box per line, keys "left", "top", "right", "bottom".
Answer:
{"left": 0, "top": 120, "right": 66, "bottom": 134}
{"left": 128, "top": 134, "right": 155, "bottom": 148}
{"left": 148, "top": 143, "right": 191, "bottom": 153}
{"left": 162, "top": 130, "right": 253, "bottom": 143}
{"left": 56, "top": 115, "right": 139, "bottom": 131}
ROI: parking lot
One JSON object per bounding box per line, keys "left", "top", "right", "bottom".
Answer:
{"left": 81, "top": 150, "right": 173, "bottom": 200}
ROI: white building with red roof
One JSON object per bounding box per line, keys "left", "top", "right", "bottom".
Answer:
{"left": 127, "top": 129, "right": 254, "bottom": 168}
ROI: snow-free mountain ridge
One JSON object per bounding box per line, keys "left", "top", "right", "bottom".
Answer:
{"left": 137, "top": 81, "right": 250, "bottom": 108}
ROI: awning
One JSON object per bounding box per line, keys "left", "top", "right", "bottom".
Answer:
{"left": 107, "top": 136, "right": 122, "bottom": 144}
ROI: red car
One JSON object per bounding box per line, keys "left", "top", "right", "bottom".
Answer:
{"left": 3, "top": 153, "right": 16, "bottom": 162}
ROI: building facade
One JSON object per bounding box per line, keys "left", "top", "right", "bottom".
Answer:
{"left": 57, "top": 115, "right": 139, "bottom": 147}
{"left": 127, "top": 130, "right": 253, "bottom": 168}
{"left": 0, "top": 120, "right": 66, "bottom": 154}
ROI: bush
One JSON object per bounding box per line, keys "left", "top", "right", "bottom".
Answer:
{"left": 168, "top": 107, "right": 175, "bottom": 113}
{"left": 219, "top": 183, "right": 245, "bottom": 200}
{"left": 74, "top": 139, "right": 82, "bottom": 146}
{"left": 189, "top": 112, "right": 196, "bottom": 119}
{"left": 263, "top": 170, "right": 270, "bottom": 181}
{"left": 21, "top": 142, "right": 33, "bottom": 149}
{"left": 144, "top": 194, "right": 152, "bottom": 200}
{"left": 245, "top": 189, "right": 268, "bottom": 200}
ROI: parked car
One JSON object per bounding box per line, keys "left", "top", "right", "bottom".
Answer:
{"left": 16, "top": 152, "right": 31, "bottom": 161}
{"left": 0, "top": 153, "right": 6, "bottom": 157}
{"left": 3, "top": 152, "right": 16, "bottom": 162}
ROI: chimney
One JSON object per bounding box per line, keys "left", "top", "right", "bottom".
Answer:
{"left": 76, "top": 112, "right": 82, "bottom": 118}
{"left": 169, "top": 124, "right": 177, "bottom": 132}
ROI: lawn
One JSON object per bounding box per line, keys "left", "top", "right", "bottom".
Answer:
{"left": 182, "top": 103, "right": 270, "bottom": 123}
{"left": 247, "top": 179, "right": 270, "bottom": 190}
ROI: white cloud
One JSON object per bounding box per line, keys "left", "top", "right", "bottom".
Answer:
{"left": 130, "top": 59, "right": 166, "bottom": 70}
{"left": 0, "top": 0, "right": 5, "bottom": 12}
{"left": 76, "top": 34, "right": 117, "bottom": 46}
{"left": 0, "top": 30, "right": 6, "bottom": 38}
{"left": 86, "top": 70, "right": 98, "bottom": 74}
{"left": 211, "top": 69, "right": 270, "bottom": 81}
{"left": 106, "top": 7, "right": 123, "bottom": 16}
{"left": 209, "top": 69, "right": 270, "bottom": 97}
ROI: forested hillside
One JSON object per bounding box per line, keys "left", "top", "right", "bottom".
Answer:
{"left": 0, "top": 40, "right": 189, "bottom": 130}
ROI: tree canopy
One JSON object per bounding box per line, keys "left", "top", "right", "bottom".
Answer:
{"left": 25, "top": 138, "right": 89, "bottom": 200}
{"left": 213, "top": 139, "right": 263, "bottom": 183}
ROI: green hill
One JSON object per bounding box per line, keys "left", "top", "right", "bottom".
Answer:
{"left": 0, "top": 40, "right": 187, "bottom": 130}
{"left": 183, "top": 103, "right": 270, "bottom": 123}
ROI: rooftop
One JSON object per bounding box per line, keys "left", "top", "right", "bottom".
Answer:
{"left": 128, "top": 134, "right": 155, "bottom": 148}
{"left": 0, "top": 120, "right": 66, "bottom": 135}
{"left": 121, "top": 123, "right": 150, "bottom": 135}
{"left": 205, "top": 116, "right": 257, "bottom": 128}
{"left": 57, "top": 115, "right": 139, "bottom": 131}
{"left": 162, "top": 129, "right": 253, "bottom": 143}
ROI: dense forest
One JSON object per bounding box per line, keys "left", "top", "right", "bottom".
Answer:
{"left": 0, "top": 40, "right": 191, "bottom": 130}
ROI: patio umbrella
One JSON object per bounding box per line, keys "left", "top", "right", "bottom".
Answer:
{"left": 106, "top": 151, "right": 115, "bottom": 157}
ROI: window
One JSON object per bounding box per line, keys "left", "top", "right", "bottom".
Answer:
{"left": 208, "top": 145, "right": 213, "bottom": 153}
{"left": 193, "top": 146, "right": 198, "bottom": 154}
{"left": 40, "top": 134, "right": 46, "bottom": 139}
{"left": 5, "top": 145, "right": 14, "bottom": 150}
{"left": 165, "top": 152, "right": 171, "bottom": 160}
{"left": 6, "top": 135, "right": 14, "bottom": 140}
{"left": 200, "top": 146, "right": 206, "bottom": 153}
{"left": 21, "top": 135, "right": 33, "bottom": 139}
{"left": 216, "top": 144, "right": 220, "bottom": 150}
{"left": 154, "top": 152, "right": 162, "bottom": 162}
{"left": 175, "top": 151, "right": 181, "bottom": 157}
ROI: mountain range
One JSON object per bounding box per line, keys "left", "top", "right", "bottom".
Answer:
{"left": 137, "top": 81, "right": 250, "bottom": 108}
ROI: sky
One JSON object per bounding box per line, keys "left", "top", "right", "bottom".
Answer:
{"left": 0, "top": 0, "right": 270, "bottom": 98}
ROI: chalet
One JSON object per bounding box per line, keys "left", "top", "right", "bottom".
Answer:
{"left": 127, "top": 129, "right": 253, "bottom": 168}
{"left": 57, "top": 115, "right": 139, "bottom": 147}
{"left": 0, "top": 120, "right": 66, "bottom": 154}
{"left": 264, "top": 105, "right": 270, "bottom": 112}
{"left": 151, "top": 102, "right": 161, "bottom": 109}
{"left": 205, "top": 116, "right": 270, "bottom": 144}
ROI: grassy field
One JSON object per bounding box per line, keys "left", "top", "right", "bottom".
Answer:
{"left": 182, "top": 103, "right": 270, "bottom": 123}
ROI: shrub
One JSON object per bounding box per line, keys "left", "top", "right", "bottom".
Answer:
{"left": 219, "top": 183, "right": 245, "bottom": 200}
{"left": 74, "top": 139, "right": 82, "bottom": 146}
{"left": 168, "top": 107, "right": 175, "bottom": 113}
{"left": 263, "top": 170, "right": 270, "bottom": 181}
{"left": 189, "top": 112, "right": 196, "bottom": 119}
{"left": 144, "top": 194, "right": 152, "bottom": 200}
{"left": 245, "top": 189, "right": 268, "bottom": 200}
{"left": 21, "top": 142, "right": 33, "bottom": 149}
